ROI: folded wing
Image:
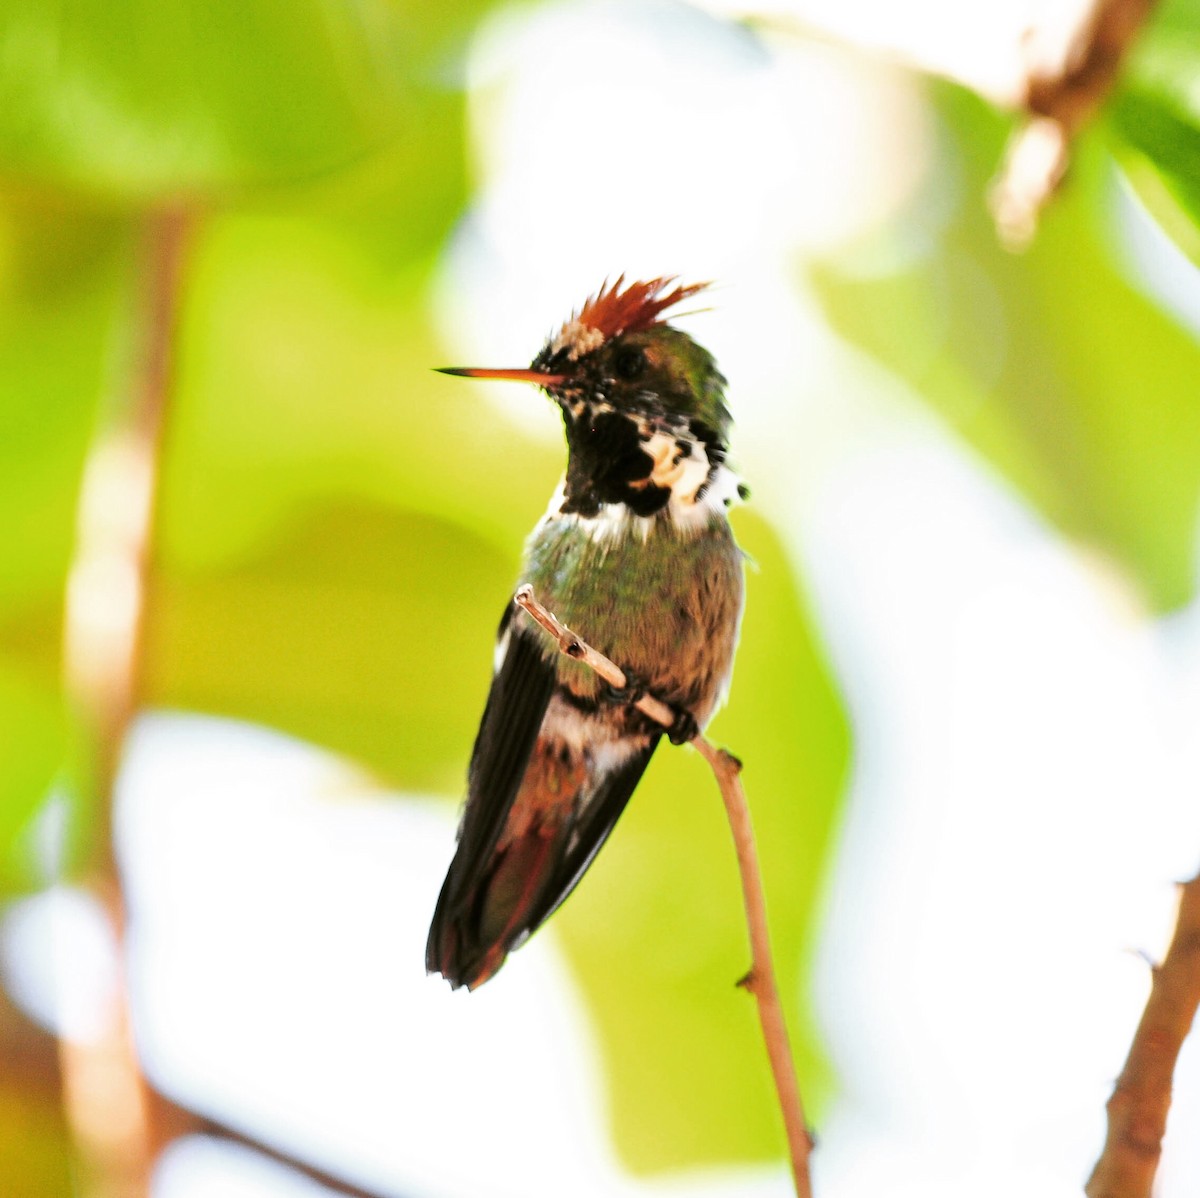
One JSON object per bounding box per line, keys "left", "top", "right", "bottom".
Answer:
{"left": 426, "top": 603, "right": 660, "bottom": 989}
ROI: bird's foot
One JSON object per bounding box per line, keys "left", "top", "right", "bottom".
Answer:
{"left": 601, "top": 670, "right": 698, "bottom": 745}
{"left": 665, "top": 707, "right": 699, "bottom": 746}
{"left": 600, "top": 669, "right": 646, "bottom": 708}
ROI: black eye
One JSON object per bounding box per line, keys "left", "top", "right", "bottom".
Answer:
{"left": 613, "top": 346, "right": 646, "bottom": 381}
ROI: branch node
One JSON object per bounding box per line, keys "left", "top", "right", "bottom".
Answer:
{"left": 1128, "top": 946, "right": 1160, "bottom": 976}
{"left": 1087, "top": 873, "right": 1200, "bottom": 1197}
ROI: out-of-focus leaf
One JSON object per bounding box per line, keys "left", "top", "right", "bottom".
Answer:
{"left": 556, "top": 511, "right": 849, "bottom": 1171}
{"left": 0, "top": 1087, "right": 71, "bottom": 1196}
{"left": 1109, "top": 97, "right": 1200, "bottom": 264}
{"left": 0, "top": 195, "right": 128, "bottom": 609}
{"left": 0, "top": 196, "right": 129, "bottom": 894}
{"left": 1143, "top": 0, "right": 1200, "bottom": 31}
{"left": 814, "top": 89, "right": 1200, "bottom": 612}
{"left": 158, "top": 213, "right": 559, "bottom": 577}
{"left": 0, "top": 0, "right": 487, "bottom": 197}
{"left": 1108, "top": 10, "right": 1200, "bottom": 262}
{"left": 0, "top": 1001, "right": 72, "bottom": 1198}
{"left": 142, "top": 211, "right": 563, "bottom": 791}
{"left": 143, "top": 505, "right": 515, "bottom": 792}
{"left": 0, "top": 989, "right": 71, "bottom": 1194}
{"left": 0, "top": 666, "right": 65, "bottom": 894}
{"left": 95, "top": 194, "right": 584, "bottom": 802}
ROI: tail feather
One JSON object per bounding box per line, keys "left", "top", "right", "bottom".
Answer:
{"left": 427, "top": 732, "right": 659, "bottom": 989}
{"left": 427, "top": 825, "right": 568, "bottom": 990}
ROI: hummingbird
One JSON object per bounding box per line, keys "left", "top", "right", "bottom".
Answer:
{"left": 427, "top": 277, "right": 745, "bottom": 990}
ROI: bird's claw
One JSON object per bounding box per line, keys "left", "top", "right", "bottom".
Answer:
{"left": 600, "top": 670, "right": 646, "bottom": 708}
{"left": 602, "top": 670, "right": 697, "bottom": 745}
{"left": 666, "top": 707, "right": 699, "bottom": 746}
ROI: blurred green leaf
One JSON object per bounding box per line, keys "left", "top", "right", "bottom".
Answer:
{"left": 1108, "top": 8, "right": 1200, "bottom": 262}
{"left": 1109, "top": 95, "right": 1200, "bottom": 264}
{"left": 556, "top": 511, "right": 849, "bottom": 1171}
{"left": 814, "top": 90, "right": 1200, "bottom": 612}
{"left": 144, "top": 505, "right": 516, "bottom": 792}
{"left": 0, "top": 0, "right": 501, "bottom": 204}
{"left": 0, "top": 195, "right": 128, "bottom": 609}
{"left": 0, "top": 666, "right": 65, "bottom": 893}
{"left": 140, "top": 210, "right": 567, "bottom": 793}
{"left": 0, "top": 1078, "right": 73, "bottom": 1196}
{"left": 0, "top": 0, "right": 460, "bottom": 196}
{"left": 158, "top": 213, "right": 559, "bottom": 578}
{"left": 0, "top": 195, "right": 131, "bottom": 893}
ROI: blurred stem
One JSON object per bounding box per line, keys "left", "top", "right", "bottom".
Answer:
{"left": 139, "top": 1095, "right": 393, "bottom": 1198}
{"left": 0, "top": 986, "right": 73, "bottom": 1195}
{"left": 514, "top": 587, "right": 815, "bottom": 1198}
{"left": 58, "top": 203, "right": 194, "bottom": 1198}
{"left": 65, "top": 204, "right": 189, "bottom": 859}
{"left": 749, "top": 0, "right": 1157, "bottom": 245}
{"left": 1085, "top": 873, "right": 1200, "bottom": 1198}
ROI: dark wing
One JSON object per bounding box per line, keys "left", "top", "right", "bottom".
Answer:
{"left": 519, "top": 734, "right": 661, "bottom": 939}
{"left": 426, "top": 602, "right": 556, "bottom": 973}
{"left": 429, "top": 728, "right": 661, "bottom": 990}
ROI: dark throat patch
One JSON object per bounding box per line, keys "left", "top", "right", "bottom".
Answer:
{"left": 560, "top": 407, "right": 670, "bottom": 517}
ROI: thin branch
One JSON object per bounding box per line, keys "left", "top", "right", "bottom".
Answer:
{"left": 1085, "top": 873, "right": 1200, "bottom": 1198}
{"left": 150, "top": 1089, "right": 396, "bottom": 1198}
{"left": 513, "top": 586, "right": 815, "bottom": 1198}
{"left": 690, "top": 734, "right": 815, "bottom": 1195}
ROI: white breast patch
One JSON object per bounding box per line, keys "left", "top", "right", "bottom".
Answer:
{"left": 540, "top": 428, "right": 741, "bottom": 544}
{"left": 639, "top": 431, "right": 711, "bottom": 505}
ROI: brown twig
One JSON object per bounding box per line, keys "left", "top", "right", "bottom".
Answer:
{"left": 990, "top": 0, "right": 1158, "bottom": 247}
{"left": 513, "top": 585, "right": 815, "bottom": 1198}
{"left": 1085, "top": 873, "right": 1200, "bottom": 1198}
{"left": 744, "top": 0, "right": 1157, "bottom": 246}
{"left": 150, "top": 1090, "right": 390, "bottom": 1198}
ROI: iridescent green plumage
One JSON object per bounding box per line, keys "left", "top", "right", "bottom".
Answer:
{"left": 428, "top": 278, "right": 745, "bottom": 989}
{"left": 525, "top": 508, "right": 742, "bottom": 719}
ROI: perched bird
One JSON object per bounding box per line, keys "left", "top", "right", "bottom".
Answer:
{"left": 427, "top": 277, "right": 745, "bottom": 990}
